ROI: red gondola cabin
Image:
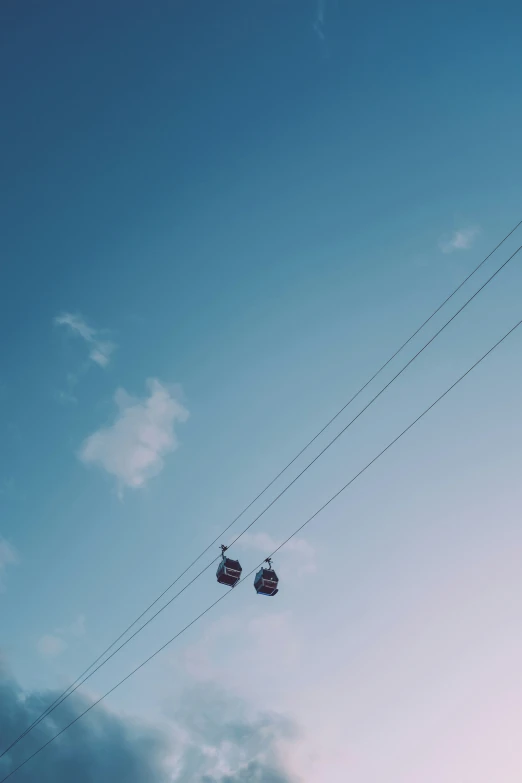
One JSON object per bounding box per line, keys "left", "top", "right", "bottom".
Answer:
{"left": 216, "top": 546, "right": 242, "bottom": 588}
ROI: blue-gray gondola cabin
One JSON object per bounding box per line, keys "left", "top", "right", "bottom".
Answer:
{"left": 254, "top": 564, "right": 279, "bottom": 596}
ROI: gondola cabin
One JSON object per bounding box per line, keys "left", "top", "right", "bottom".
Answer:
{"left": 254, "top": 560, "right": 279, "bottom": 596}
{"left": 216, "top": 546, "right": 242, "bottom": 588}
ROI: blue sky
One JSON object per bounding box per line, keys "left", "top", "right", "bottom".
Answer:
{"left": 1, "top": 1, "right": 522, "bottom": 781}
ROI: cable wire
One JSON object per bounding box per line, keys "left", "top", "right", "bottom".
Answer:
{"left": 3, "top": 309, "right": 522, "bottom": 783}
{"left": 3, "top": 221, "right": 521, "bottom": 758}
{"left": 4, "top": 238, "right": 521, "bottom": 757}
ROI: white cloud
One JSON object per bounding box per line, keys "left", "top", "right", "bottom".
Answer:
{"left": 79, "top": 379, "right": 189, "bottom": 492}
{"left": 439, "top": 226, "right": 480, "bottom": 254}
{"left": 37, "top": 634, "right": 67, "bottom": 657}
{"left": 54, "top": 312, "right": 116, "bottom": 368}
{"left": 0, "top": 537, "right": 18, "bottom": 591}
{"left": 236, "top": 531, "right": 317, "bottom": 575}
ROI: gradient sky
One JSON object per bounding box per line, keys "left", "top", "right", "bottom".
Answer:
{"left": 2, "top": 1, "right": 522, "bottom": 781}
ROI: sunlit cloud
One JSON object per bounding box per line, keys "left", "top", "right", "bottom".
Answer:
{"left": 164, "top": 682, "right": 298, "bottom": 782}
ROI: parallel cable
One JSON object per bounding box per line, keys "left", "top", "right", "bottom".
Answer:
{"left": 3, "top": 221, "right": 521, "bottom": 758}
{"left": 3, "top": 309, "right": 522, "bottom": 783}
{"left": 3, "top": 240, "right": 520, "bottom": 752}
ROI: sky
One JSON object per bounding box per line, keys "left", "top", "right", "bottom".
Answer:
{"left": 1, "top": 0, "right": 522, "bottom": 780}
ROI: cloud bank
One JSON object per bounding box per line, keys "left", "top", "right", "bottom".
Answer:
{"left": 0, "top": 674, "right": 297, "bottom": 782}
{"left": 79, "top": 379, "right": 189, "bottom": 492}
{"left": 0, "top": 672, "right": 170, "bottom": 783}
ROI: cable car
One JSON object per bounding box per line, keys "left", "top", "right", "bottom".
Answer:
{"left": 254, "top": 558, "right": 279, "bottom": 596}
{"left": 216, "top": 545, "right": 242, "bottom": 588}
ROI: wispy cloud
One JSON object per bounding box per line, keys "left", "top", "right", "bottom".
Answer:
{"left": 439, "top": 226, "right": 481, "bottom": 254}
{"left": 53, "top": 386, "right": 79, "bottom": 405}
{"left": 79, "top": 379, "right": 189, "bottom": 493}
{"left": 37, "top": 614, "right": 87, "bottom": 658}
{"left": 314, "top": 0, "right": 327, "bottom": 42}
{"left": 54, "top": 312, "right": 117, "bottom": 403}
{"left": 54, "top": 312, "right": 116, "bottom": 368}
{"left": 67, "top": 613, "right": 86, "bottom": 638}
{"left": 37, "top": 634, "right": 67, "bottom": 657}
{"left": 236, "top": 531, "right": 317, "bottom": 575}
{"left": 0, "top": 537, "right": 18, "bottom": 592}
